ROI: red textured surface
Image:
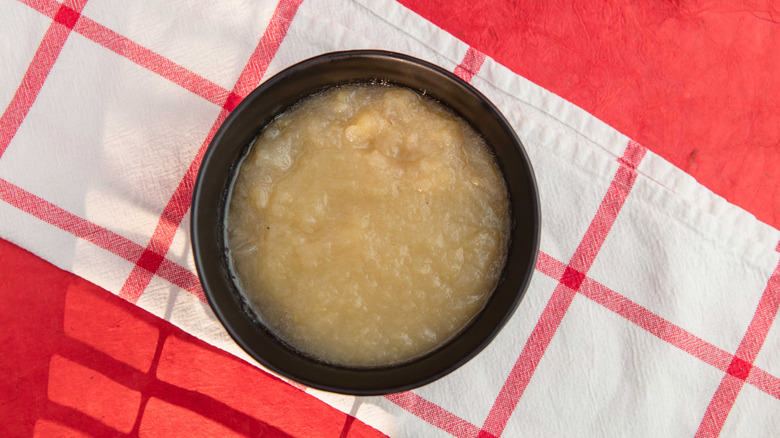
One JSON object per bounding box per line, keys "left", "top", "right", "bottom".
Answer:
{"left": 0, "top": 238, "right": 384, "bottom": 438}
{"left": 401, "top": 0, "right": 780, "bottom": 231}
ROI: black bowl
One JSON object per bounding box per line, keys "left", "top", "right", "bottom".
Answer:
{"left": 191, "top": 50, "right": 540, "bottom": 395}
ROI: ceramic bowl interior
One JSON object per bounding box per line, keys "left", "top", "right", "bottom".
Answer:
{"left": 191, "top": 50, "right": 540, "bottom": 395}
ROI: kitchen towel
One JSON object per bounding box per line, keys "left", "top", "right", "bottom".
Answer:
{"left": 1, "top": 0, "right": 779, "bottom": 436}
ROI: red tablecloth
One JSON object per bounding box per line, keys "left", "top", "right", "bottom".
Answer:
{"left": 2, "top": 0, "right": 779, "bottom": 436}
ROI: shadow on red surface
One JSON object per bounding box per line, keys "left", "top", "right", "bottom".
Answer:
{"left": 0, "top": 239, "right": 383, "bottom": 437}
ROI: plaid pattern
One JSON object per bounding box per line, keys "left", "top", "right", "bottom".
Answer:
{"left": 2, "top": 0, "right": 779, "bottom": 436}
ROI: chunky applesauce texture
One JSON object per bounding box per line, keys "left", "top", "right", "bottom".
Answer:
{"left": 226, "top": 84, "right": 510, "bottom": 367}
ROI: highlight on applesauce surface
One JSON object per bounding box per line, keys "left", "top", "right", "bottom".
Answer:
{"left": 225, "top": 84, "right": 510, "bottom": 367}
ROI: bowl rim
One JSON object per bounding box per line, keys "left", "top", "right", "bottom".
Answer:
{"left": 191, "top": 49, "right": 541, "bottom": 395}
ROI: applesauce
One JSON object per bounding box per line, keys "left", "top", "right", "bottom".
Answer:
{"left": 226, "top": 84, "right": 510, "bottom": 367}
